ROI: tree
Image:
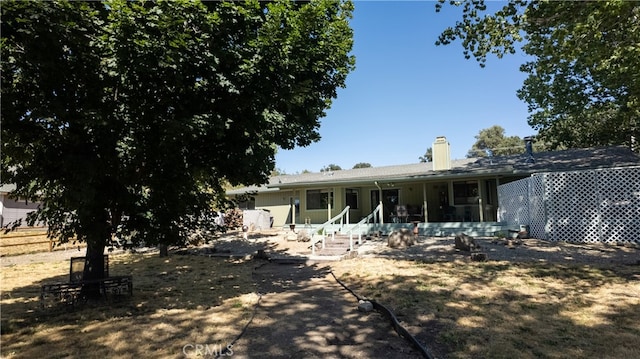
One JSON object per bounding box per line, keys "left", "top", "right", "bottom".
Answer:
{"left": 352, "top": 162, "right": 372, "bottom": 169}
{"left": 419, "top": 147, "right": 432, "bottom": 162}
{"left": 436, "top": 0, "right": 640, "bottom": 151}
{"left": 467, "top": 126, "right": 523, "bottom": 158}
{"left": 1, "top": 0, "right": 354, "bottom": 286}
{"left": 320, "top": 164, "right": 342, "bottom": 172}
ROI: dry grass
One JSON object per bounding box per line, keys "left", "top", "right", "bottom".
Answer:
{"left": 1, "top": 239, "right": 639, "bottom": 358}
{"left": 331, "top": 258, "right": 640, "bottom": 359}
{"left": 1, "top": 252, "right": 260, "bottom": 358}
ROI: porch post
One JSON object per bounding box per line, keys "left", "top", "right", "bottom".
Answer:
{"left": 327, "top": 190, "right": 332, "bottom": 222}
{"left": 422, "top": 182, "right": 428, "bottom": 223}
{"left": 290, "top": 196, "right": 296, "bottom": 226}
{"left": 477, "top": 179, "right": 484, "bottom": 222}
{"left": 375, "top": 181, "right": 383, "bottom": 225}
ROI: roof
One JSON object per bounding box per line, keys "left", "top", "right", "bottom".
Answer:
{"left": 228, "top": 146, "right": 639, "bottom": 194}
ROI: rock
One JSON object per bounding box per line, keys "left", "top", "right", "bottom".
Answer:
{"left": 471, "top": 252, "right": 487, "bottom": 261}
{"left": 358, "top": 300, "right": 373, "bottom": 313}
{"left": 387, "top": 229, "right": 415, "bottom": 248}
{"left": 297, "top": 230, "right": 311, "bottom": 242}
{"left": 454, "top": 233, "right": 480, "bottom": 252}
{"left": 285, "top": 232, "right": 297, "bottom": 241}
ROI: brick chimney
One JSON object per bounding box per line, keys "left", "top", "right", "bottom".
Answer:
{"left": 432, "top": 136, "right": 451, "bottom": 171}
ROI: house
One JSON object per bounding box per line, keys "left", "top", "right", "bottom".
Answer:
{"left": 0, "top": 184, "right": 40, "bottom": 228}
{"left": 227, "top": 137, "right": 640, "bottom": 238}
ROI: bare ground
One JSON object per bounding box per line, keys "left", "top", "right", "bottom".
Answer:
{"left": 1, "top": 229, "right": 638, "bottom": 358}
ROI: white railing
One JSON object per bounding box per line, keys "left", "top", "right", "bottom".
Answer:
{"left": 311, "top": 206, "right": 350, "bottom": 255}
{"left": 345, "top": 203, "right": 383, "bottom": 252}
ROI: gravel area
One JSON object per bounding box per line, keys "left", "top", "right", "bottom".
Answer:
{"left": 358, "top": 236, "right": 640, "bottom": 266}
{"left": 3, "top": 230, "right": 638, "bottom": 268}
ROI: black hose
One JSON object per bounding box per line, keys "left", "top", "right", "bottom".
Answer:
{"left": 215, "top": 293, "right": 262, "bottom": 358}
{"left": 330, "top": 271, "right": 436, "bottom": 359}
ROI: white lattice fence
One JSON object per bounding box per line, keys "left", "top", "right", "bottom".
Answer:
{"left": 544, "top": 171, "right": 600, "bottom": 242}
{"left": 498, "top": 166, "right": 640, "bottom": 243}
{"left": 596, "top": 167, "right": 640, "bottom": 243}
{"left": 497, "top": 178, "right": 530, "bottom": 225}
{"left": 528, "top": 174, "right": 546, "bottom": 240}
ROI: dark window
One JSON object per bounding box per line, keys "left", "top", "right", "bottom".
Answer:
{"left": 306, "top": 189, "right": 333, "bottom": 210}
{"left": 345, "top": 188, "right": 359, "bottom": 209}
{"left": 453, "top": 181, "right": 479, "bottom": 205}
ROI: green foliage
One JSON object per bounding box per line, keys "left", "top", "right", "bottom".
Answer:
{"left": 436, "top": 0, "right": 640, "bottom": 151}
{"left": 1, "top": 0, "right": 354, "bottom": 268}
{"left": 467, "top": 125, "right": 524, "bottom": 158}
{"left": 352, "top": 162, "right": 372, "bottom": 169}
{"left": 320, "top": 164, "right": 342, "bottom": 172}
{"left": 419, "top": 147, "right": 432, "bottom": 162}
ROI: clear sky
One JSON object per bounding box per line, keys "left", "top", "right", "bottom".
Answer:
{"left": 275, "top": 1, "right": 534, "bottom": 174}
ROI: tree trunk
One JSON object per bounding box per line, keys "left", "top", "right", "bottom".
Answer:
{"left": 158, "top": 243, "right": 168, "bottom": 257}
{"left": 81, "top": 239, "right": 107, "bottom": 299}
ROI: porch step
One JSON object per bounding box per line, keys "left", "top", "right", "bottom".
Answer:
{"left": 314, "top": 234, "right": 360, "bottom": 257}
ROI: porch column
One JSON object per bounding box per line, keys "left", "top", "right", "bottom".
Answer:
{"left": 422, "top": 183, "right": 428, "bottom": 223}
{"left": 327, "top": 189, "right": 332, "bottom": 222}
{"left": 478, "top": 179, "right": 484, "bottom": 222}
{"left": 289, "top": 197, "right": 296, "bottom": 224}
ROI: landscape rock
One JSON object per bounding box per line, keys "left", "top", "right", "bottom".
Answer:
{"left": 297, "top": 230, "right": 311, "bottom": 242}
{"left": 358, "top": 300, "right": 373, "bottom": 312}
{"left": 387, "top": 229, "right": 415, "bottom": 248}
{"left": 454, "top": 233, "right": 480, "bottom": 252}
{"left": 471, "top": 252, "right": 487, "bottom": 261}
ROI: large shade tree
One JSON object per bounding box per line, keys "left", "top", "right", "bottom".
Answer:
{"left": 436, "top": 0, "right": 640, "bottom": 151}
{"left": 1, "top": 0, "right": 354, "bottom": 285}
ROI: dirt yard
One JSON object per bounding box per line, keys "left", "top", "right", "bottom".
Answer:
{"left": 1, "top": 230, "right": 639, "bottom": 358}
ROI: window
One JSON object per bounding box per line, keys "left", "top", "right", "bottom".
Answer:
{"left": 345, "top": 188, "right": 359, "bottom": 209}
{"left": 453, "top": 181, "right": 479, "bottom": 205}
{"left": 306, "top": 189, "right": 333, "bottom": 210}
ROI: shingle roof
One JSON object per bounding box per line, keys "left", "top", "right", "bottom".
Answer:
{"left": 226, "top": 146, "right": 639, "bottom": 194}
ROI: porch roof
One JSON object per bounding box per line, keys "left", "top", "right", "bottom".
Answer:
{"left": 227, "top": 146, "right": 639, "bottom": 194}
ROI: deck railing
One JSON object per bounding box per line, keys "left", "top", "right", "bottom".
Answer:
{"left": 311, "top": 206, "right": 350, "bottom": 255}
{"left": 346, "top": 203, "right": 383, "bottom": 251}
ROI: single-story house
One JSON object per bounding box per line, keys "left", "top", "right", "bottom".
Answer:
{"left": 227, "top": 137, "right": 640, "bottom": 238}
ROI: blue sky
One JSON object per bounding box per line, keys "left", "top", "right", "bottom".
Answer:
{"left": 275, "top": 1, "right": 534, "bottom": 174}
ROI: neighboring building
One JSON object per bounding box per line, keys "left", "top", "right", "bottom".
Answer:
{"left": 227, "top": 137, "right": 640, "bottom": 237}
{"left": 0, "top": 184, "right": 39, "bottom": 228}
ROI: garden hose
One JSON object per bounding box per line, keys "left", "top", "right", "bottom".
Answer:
{"left": 330, "top": 271, "right": 435, "bottom": 359}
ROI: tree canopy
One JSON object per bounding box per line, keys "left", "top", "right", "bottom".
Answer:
{"left": 1, "top": 0, "right": 354, "bottom": 278}
{"left": 436, "top": 0, "right": 640, "bottom": 151}
{"left": 419, "top": 147, "right": 432, "bottom": 162}
{"left": 352, "top": 162, "right": 372, "bottom": 169}
{"left": 466, "top": 126, "right": 524, "bottom": 158}
{"left": 320, "top": 164, "right": 342, "bottom": 172}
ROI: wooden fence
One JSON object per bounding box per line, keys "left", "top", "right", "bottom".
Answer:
{"left": 0, "top": 228, "right": 85, "bottom": 256}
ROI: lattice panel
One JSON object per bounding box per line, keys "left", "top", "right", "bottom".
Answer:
{"left": 545, "top": 171, "right": 600, "bottom": 242}
{"left": 596, "top": 167, "right": 640, "bottom": 243}
{"left": 499, "top": 166, "right": 640, "bottom": 243}
{"left": 528, "top": 174, "right": 546, "bottom": 240}
{"left": 497, "top": 178, "right": 530, "bottom": 226}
